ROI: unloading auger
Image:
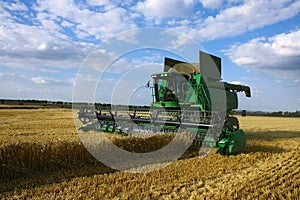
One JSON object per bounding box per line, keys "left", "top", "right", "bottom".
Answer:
{"left": 78, "top": 51, "right": 251, "bottom": 155}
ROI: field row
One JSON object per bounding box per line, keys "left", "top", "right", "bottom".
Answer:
{"left": 0, "top": 109, "right": 299, "bottom": 199}
{"left": 2, "top": 143, "right": 299, "bottom": 199}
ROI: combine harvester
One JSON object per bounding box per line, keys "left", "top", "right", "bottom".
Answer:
{"left": 78, "top": 51, "right": 251, "bottom": 155}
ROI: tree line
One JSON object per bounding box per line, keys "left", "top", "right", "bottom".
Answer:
{"left": 1, "top": 99, "right": 299, "bottom": 117}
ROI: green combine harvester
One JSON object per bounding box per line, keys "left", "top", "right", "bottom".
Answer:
{"left": 78, "top": 51, "right": 251, "bottom": 155}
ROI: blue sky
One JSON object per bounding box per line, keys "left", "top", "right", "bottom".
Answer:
{"left": 1, "top": 0, "right": 300, "bottom": 112}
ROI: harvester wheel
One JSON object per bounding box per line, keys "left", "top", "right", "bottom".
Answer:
{"left": 226, "top": 129, "right": 246, "bottom": 155}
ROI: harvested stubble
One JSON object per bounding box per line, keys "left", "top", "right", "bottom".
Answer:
{"left": 0, "top": 108, "right": 193, "bottom": 180}
{"left": 0, "top": 108, "right": 89, "bottom": 179}
{"left": 0, "top": 109, "right": 300, "bottom": 199}
{"left": 2, "top": 146, "right": 299, "bottom": 199}
{"left": 0, "top": 129, "right": 189, "bottom": 180}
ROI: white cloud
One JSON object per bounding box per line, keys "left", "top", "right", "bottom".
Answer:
{"left": 87, "top": 0, "right": 111, "bottom": 6}
{"left": 31, "top": 77, "right": 49, "bottom": 84}
{"left": 1, "top": 0, "right": 299, "bottom": 67}
{"left": 270, "top": 31, "right": 300, "bottom": 57}
{"left": 0, "top": 73, "right": 74, "bottom": 101}
{"left": 35, "top": 0, "right": 137, "bottom": 41}
{"left": 114, "top": 29, "right": 140, "bottom": 44}
{"left": 230, "top": 81, "right": 242, "bottom": 85}
{"left": 1, "top": 1, "right": 28, "bottom": 12}
{"left": 61, "top": 20, "right": 75, "bottom": 28}
{"left": 1, "top": 0, "right": 300, "bottom": 106}
{"left": 0, "top": 15, "right": 93, "bottom": 70}
{"left": 0, "top": 0, "right": 140, "bottom": 74}
{"left": 134, "top": 0, "right": 194, "bottom": 19}
{"left": 34, "top": 0, "right": 77, "bottom": 18}
{"left": 31, "top": 76, "right": 71, "bottom": 86}
{"left": 190, "top": 0, "right": 300, "bottom": 41}
{"left": 38, "top": 43, "right": 47, "bottom": 51}
{"left": 81, "top": 48, "right": 120, "bottom": 73}
{"left": 198, "top": 0, "right": 223, "bottom": 9}
{"left": 224, "top": 29, "right": 300, "bottom": 79}
{"left": 169, "top": 34, "right": 194, "bottom": 50}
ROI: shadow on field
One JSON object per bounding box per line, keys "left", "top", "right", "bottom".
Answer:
{"left": 0, "top": 165, "right": 117, "bottom": 194}
{"left": 243, "top": 131, "right": 300, "bottom": 154}
{"left": 245, "top": 130, "right": 300, "bottom": 141}
{"left": 244, "top": 144, "right": 288, "bottom": 154}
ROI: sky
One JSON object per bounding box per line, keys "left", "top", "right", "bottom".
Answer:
{"left": 1, "top": 0, "right": 300, "bottom": 112}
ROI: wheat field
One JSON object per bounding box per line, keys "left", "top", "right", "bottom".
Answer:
{"left": 0, "top": 108, "right": 299, "bottom": 199}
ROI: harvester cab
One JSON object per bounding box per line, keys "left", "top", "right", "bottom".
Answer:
{"left": 151, "top": 71, "right": 210, "bottom": 110}
{"left": 78, "top": 51, "right": 251, "bottom": 155}
{"left": 150, "top": 51, "right": 251, "bottom": 112}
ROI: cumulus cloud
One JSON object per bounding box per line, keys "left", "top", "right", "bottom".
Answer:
{"left": 2, "top": 1, "right": 28, "bottom": 11}
{"left": 35, "top": 0, "right": 137, "bottom": 41}
{"left": 114, "top": 29, "right": 140, "bottom": 44}
{"left": 224, "top": 29, "right": 300, "bottom": 79}
{"left": 1, "top": 0, "right": 300, "bottom": 67}
{"left": 134, "top": 0, "right": 194, "bottom": 19}
{"left": 31, "top": 77, "right": 49, "bottom": 84}
{"left": 1, "top": 0, "right": 300, "bottom": 104}
{"left": 0, "top": 7, "right": 92, "bottom": 70}
{"left": 87, "top": 0, "right": 111, "bottom": 7}
{"left": 0, "top": 0, "right": 138, "bottom": 73}
{"left": 0, "top": 73, "right": 71, "bottom": 100}
{"left": 190, "top": 0, "right": 300, "bottom": 41}
{"left": 169, "top": 34, "right": 195, "bottom": 50}
{"left": 31, "top": 76, "right": 72, "bottom": 86}
{"left": 230, "top": 81, "right": 242, "bottom": 85}
{"left": 198, "top": 0, "right": 223, "bottom": 9}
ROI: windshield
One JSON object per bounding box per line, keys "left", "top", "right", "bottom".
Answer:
{"left": 153, "top": 73, "right": 186, "bottom": 103}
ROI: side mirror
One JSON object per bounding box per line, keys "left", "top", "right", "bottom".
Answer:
{"left": 145, "top": 80, "right": 150, "bottom": 88}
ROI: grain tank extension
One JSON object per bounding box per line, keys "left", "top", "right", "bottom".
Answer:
{"left": 78, "top": 51, "right": 251, "bottom": 155}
